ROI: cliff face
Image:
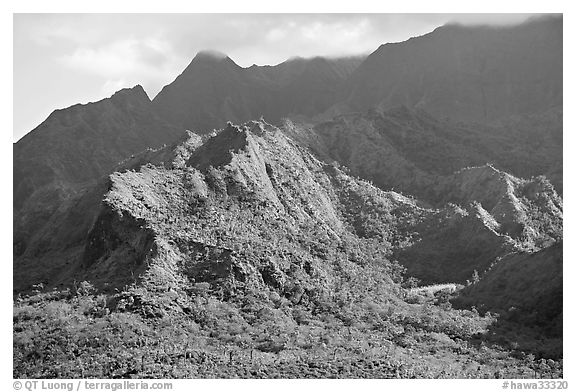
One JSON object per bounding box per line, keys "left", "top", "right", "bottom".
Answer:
{"left": 341, "top": 16, "right": 562, "bottom": 123}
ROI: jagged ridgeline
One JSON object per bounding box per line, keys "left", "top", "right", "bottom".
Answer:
{"left": 14, "top": 120, "right": 563, "bottom": 378}
{"left": 13, "top": 15, "right": 563, "bottom": 378}
{"left": 17, "top": 118, "right": 563, "bottom": 292}
{"left": 79, "top": 120, "right": 418, "bottom": 296}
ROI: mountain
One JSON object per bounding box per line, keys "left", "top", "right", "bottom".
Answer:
{"left": 285, "top": 106, "right": 562, "bottom": 201}
{"left": 13, "top": 86, "right": 184, "bottom": 262}
{"left": 394, "top": 165, "right": 562, "bottom": 284}
{"left": 453, "top": 242, "right": 563, "bottom": 357}
{"left": 151, "top": 51, "right": 363, "bottom": 133}
{"left": 15, "top": 116, "right": 562, "bottom": 291}
{"left": 339, "top": 16, "right": 562, "bottom": 123}
{"left": 12, "top": 15, "right": 563, "bottom": 378}
{"left": 13, "top": 120, "right": 563, "bottom": 378}
{"left": 38, "top": 120, "right": 414, "bottom": 291}
{"left": 152, "top": 17, "right": 562, "bottom": 133}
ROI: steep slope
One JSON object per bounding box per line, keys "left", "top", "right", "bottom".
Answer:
{"left": 13, "top": 120, "right": 564, "bottom": 379}
{"left": 77, "top": 120, "right": 420, "bottom": 293}
{"left": 286, "top": 106, "right": 562, "bottom": 201}
{"left": 340, "top": 16, "right": 562, "bottom": 123}
{"left": 394, "top": 165, "right": 562, "bottom": 284}
{"left": 13, "top": 86, "right": 185, "bottom": 281}
{"left": 152, "top": 52, "right": 363, "bottom": 133}
{"left": 456, "top": 242, "right": 562, "bottom": 334}
{"left": 13, "top": 130, "right": 204, "bottom": 293}
{"left": 453, "top": 242, "right": 563, "bottom": 358}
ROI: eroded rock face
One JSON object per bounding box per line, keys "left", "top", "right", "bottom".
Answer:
{"left": 71, "top": 121, "right": 562, "bottom": 297}
{"left": 77, "top": 121, "right": 410, "bottom": 295}
{"left": 437, "top": 166, "right": 562, "bottom": 248}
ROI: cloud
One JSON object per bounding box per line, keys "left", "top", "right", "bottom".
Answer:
{"left": 59, "top": 38, "right": 170, "bottom": 76}
{"left": 101, "top": 79, "right": 128, "bottom": 97}
{"left": 445, "top": 13, "right": 545, "bottom": 26}
{"left": 57, "top": 37, "right": 186, "bottom": 97}
{"left": 14, "top": 13, "right": 545, "bottom": 141}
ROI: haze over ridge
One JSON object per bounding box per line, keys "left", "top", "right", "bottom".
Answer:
{"left": 13, "top": 13, "right": 548, "bottom": 141}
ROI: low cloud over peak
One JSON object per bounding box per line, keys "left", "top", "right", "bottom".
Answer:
{"left": 14, "top": 13, "right": 544, "bottom": 141}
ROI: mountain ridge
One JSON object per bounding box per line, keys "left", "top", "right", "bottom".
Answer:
{"left": 12, "top": 15, "right": 564, "bottom": 377}
{"left": 339, "top": 15, "right": 562, "bottom": 123}
{"left": 13, "top": 84, "right": 185, "bottom": 260}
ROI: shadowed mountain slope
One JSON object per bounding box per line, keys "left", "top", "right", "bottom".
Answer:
{"left": 453, "top": 242, "right": 563, "bottom": 357}
{"left": 393, "top": 165, "right": 562, "bottom": 284}
{"left": 285, "top": 106, "right": 562, "bottom": 202}
{"left": 13, "top": 86, "right": 184, "bottom": 260}
{"left": 340, "top": 16, "right": 562, "bottom": 123}
{"left": 151, "top": 52, "right": 363, "bottom": 133}
{"left": 457, "top": 242, "right": 562, "bottom": 321}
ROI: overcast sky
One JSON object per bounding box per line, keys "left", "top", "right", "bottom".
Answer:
{"left": 13, "top": 13, "right": 540, "bottom": 141}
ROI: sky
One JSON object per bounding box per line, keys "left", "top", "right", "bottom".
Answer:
{"left": 13, "top": 13, "right": 540, "bottom": 141}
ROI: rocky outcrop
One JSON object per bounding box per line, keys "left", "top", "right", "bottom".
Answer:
{"left": 47, "top": 121, "right": 422, "bottom": 296}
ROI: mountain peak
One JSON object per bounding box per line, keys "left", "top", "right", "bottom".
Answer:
{"left": 181, "top": 50, "right": 240, "bottom": 74}
{"left": 193, "top": 49, "right": 231, "bottom": 62}
{"left": 191, "top": 50, "right": 236, "bottom": 64}
{"left": 186, "top": 121, "right": 249, "bottom": 171}
{"left": 110, "top": 84, "right": 150, "bottom": 102}
{"left": 185, "top": 120, "right": 278, "bottom": 171}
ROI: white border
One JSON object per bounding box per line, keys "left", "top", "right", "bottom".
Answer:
{"left": 3, "top": 1, "right": 574, "bottom": 390}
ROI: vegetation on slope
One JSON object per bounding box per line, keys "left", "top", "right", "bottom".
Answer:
{"left": 13, "top": 120, "right": 563, "bottom": 378}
